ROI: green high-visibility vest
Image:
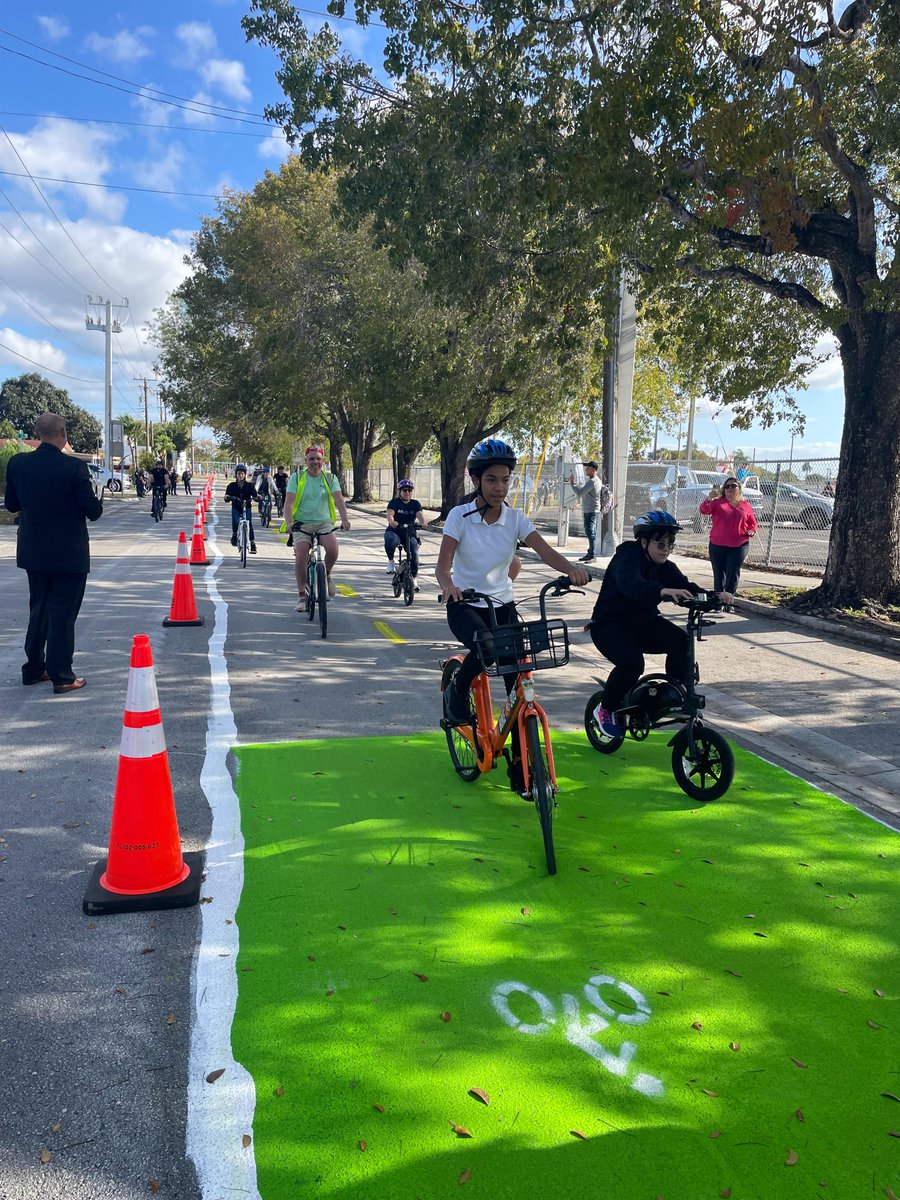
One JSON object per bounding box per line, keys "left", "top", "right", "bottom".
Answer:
{"left": 288, "top": 468, "right": 338, "bottom": 526}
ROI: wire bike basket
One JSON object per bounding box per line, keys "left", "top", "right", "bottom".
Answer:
{"left": 473, "top": 618, "right": 570, "bottom": 676}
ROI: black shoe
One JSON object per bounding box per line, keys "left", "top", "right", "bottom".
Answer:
{"left": 443, "top": 680, "right": 470, "bottom": 725}
{"left": 230, "top": 535, "right": 237, "bottom": 547}
{"left": 583, "top": 556, "right": 597, "bottom": 563}
{"left": 506, "top": 753, "right": 526, "bottom": 795}
{"left": 250, "top": 543, "right": 257, "bottom": 554}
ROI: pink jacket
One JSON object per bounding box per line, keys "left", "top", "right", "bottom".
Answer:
{"left": 698, "top": 496, "right": 757, "bottom": 547}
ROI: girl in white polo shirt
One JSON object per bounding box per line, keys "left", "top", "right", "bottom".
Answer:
{"left": 436, "top": 440, "right": 589, "bottom": 739}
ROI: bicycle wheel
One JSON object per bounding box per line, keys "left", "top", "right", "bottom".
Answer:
{"left": 441, "top": 660, "right": 479, "bottom": 782}
{"left": 670, "top": 725, "right": 735, "bottom": 802}
{"left": 152, "top": 493, "right": 162, "bottom": 522}
{"left": 316, "top": 560, "right": 328, "bottom": 638}
{"left": 525, "top": 713, "right": 556, "bottom": 876}
{"left": 403, "top": 573, "right": 415, "bottom": 606}
{"left": 306, "top": 563, "right": 316, "bottom": 621}
{"left": 584, "top": 689, "right": 625, "bottom": 754}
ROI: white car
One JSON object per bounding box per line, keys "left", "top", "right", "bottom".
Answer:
{"left": 88, "top": 463, "right": 125, "bottom": 492}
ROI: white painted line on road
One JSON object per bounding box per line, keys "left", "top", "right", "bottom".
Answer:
{"left": 186, "top": 503, "right": 261, "bottom": 1200}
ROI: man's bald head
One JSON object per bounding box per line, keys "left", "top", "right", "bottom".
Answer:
{"left": 34, "top": 413, "right": 67, "bottom": 444}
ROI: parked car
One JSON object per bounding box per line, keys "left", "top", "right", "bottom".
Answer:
{"left": 757, "top": 481, "right": 833, "bottom": 529}
{"left": 88, "top": 463, "right": 125, "bottom": 492}
{"left": 649, "top": 466, "right": 763, "bottom": 528}
{"left": 623, "top": 462, "right": 673, "bottom": 520}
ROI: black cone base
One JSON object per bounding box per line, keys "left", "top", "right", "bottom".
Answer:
{"left": 82, "top": 850, "right": 204, "bottom": 915}
{"left": 162, "top": 615, "right": 204, "bottom": 626}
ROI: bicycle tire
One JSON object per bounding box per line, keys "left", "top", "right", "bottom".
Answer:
{"left": 670, "top": 725, "right": 735, "bottom": 802}
{"left": 584, "top": 689, "right": 625, "bottom": 754}
{"left": 441, "top": 660, "right": 479, "bottom": 781}
{"left": 525, "top": 713, "right": 556, "bottom": 875}
{"left": 316, "top": 560, "right": 328, "bottom": 638}
{"left": 403, "top": 574, "right": 414, "bottom": 606}
{"left": 307, "top": 564, "right": 316, "bottom": 621}
{"left": 240, "top": 525, "right": 247, "bottom": 568}
{"left": 392, "top": 573, "right": 402, "bottom": 597}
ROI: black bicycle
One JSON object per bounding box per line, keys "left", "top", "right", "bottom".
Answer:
{"left": 584, "top": 592, "right": 735, "bottom": 801}
{"left": 151, "top": 486, "right": 166, "bottom": 523}
{"left": 258, "top": 492, "right": 273, "bottom": 527}
{"left": 297, "top": 525, "right": 338, "bottom": 639}
{"left": 391, "top": 528, "right": 420, "bottom": 606}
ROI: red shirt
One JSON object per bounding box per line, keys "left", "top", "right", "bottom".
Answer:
{"left": 698, "top": 496, "right": 757, "bottom": 547}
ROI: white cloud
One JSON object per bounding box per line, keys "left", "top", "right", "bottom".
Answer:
{"left": 0, "top": 118, "right": 126, "bottom": 221}
{"left": 36, "top": 15, "right": 70, "bottom": 41}
{"left": 84, "top": 26, "right": 155, "bottom": 64}
{"left": 181, "top": 93, "right": 221, "bottom": 129}
{"left": 175, "top": 21, "right": 218, "bottom": 65}
{"left": 130, "top": 144, "right": 187, "bottom": 192}
{"left": 257, "top": 128, "right": 290, "bottom": 162}
{"left": 200, "top": 59, "right": 252, "bottom": 103}
{"left": 0, "top": 327, "right": 70, "bottom": 374}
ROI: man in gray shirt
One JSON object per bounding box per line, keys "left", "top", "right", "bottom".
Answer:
{"left": 568, "top": 460, "right": 606, "bottom": 562}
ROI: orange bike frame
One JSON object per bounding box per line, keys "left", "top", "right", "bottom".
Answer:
{"left": 448, "top": 654, "right": 558, "bottom": 789}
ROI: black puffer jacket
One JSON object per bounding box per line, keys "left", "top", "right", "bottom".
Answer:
{"left": 591, "top": 541, "right": 699, "bottom": 627}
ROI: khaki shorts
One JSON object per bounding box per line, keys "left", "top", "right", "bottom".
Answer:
{"left": 291, "top": 521, "right": 336, "bottom": 542}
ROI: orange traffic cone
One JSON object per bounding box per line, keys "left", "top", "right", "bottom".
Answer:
{"left": 189, "top": 506, "right": 208, "bottom": 566}
{"left": 194, "top": 500, "right": 207, "bottom": 537}
{"left": 82, "top": 635, "right": 203, "bottom": 915}
{"left": 163, "top": 532, "right": 204, "bottom": 626}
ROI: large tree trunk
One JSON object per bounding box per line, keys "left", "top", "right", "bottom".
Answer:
{"left": 338, "top": 406, "right": 388, "bottom": 502}
{"left": 435, "top": 409, "right": 503, "bottom": 519}
{"left": 794, "top": 310, "right": 900, "bottom": 611}
{"left": 396, "top": 439, "right": 428, "bottom": 483}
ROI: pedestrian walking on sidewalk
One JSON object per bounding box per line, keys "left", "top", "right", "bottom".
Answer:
{"left": 3, "top": 412, "right": 103, "bottom": 693}
{"left": 568, "top": 460, "right": 611, "bottom": 563}
{"left": 698, "top": 477, "right": 757, "bottom": 610}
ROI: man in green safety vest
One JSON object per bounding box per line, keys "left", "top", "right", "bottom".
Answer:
{"left": 285, "top": 445, "right": 351, "bottom": 609}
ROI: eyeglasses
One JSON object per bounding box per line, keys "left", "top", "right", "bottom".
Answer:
{"left": 652, "top": 535, "right": 677, "bottom": 548}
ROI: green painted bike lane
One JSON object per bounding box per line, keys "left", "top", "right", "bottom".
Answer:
{"left": 231, "top": 732, "right": 899, "bottom": 1200}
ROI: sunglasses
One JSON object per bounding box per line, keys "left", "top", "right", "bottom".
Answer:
{"left": 724, "top": 483, "right": 739, "bottom": 489}
{"left": 399, "top": 486, "right": 413, "bottom": 491}
{"left": 651, "top": 535, "right": 677, "bottom": 547}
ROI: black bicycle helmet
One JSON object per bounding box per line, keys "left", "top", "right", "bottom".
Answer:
{"left": 466, "top": 438, "right": 518, "bottom": 474}
{"left": 633, "top": 510, "right": 682, "bottom": 539}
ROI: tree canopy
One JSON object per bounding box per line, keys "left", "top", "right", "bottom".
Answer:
{"left": 0, "top": 373, "right": 103, "bottom": 453}
{"left": 245, "top": 0, "right": 900, "bottom": 605}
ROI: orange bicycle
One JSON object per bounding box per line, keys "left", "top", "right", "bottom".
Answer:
{"left": 439, "top": 578, "right": 576, "bottom": 875}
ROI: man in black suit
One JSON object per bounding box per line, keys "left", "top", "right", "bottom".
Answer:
{"left": 4, "top": 412, "right": 104, "bottom": 694}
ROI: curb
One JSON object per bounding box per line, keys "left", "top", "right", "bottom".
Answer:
{"left": 735, "top": 597, "right": 900, "bottom": 659}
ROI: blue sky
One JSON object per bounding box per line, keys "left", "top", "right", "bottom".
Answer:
{"left": 0, "top": 5, "right": 845, "bottom": 463}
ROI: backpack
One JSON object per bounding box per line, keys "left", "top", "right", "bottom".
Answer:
{"left": 599, "top": 484, "right": 613, "bottom": 515}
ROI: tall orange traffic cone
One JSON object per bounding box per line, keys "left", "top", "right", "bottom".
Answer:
{"left": 194, "top": 500, "right": 207, "bottom": 537}
{"left": 163, "top": 532, "right": 204, "bottom": 626}
{"left": 189, "top": 505, "right": 208, "bottom": 566}
{"left": 82, "top": 635, "right": 203, "bottom": 915}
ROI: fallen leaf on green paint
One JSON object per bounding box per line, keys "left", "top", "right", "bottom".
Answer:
{"left": 359, "top": 1140, "right": 367, "bottom": 1152}
{"left": 468, "top": 1088, "right": 490, "bottom": 1105}
{"left": 459, "top": 1168, "right": 472, "bottom": 1184}
{"left": 414, "top": 973, "right": 429, "bottom": 982}
{"left": 785, "top": 1150, "right": 798, "bottom": 1166}
{"left": 570, "top": 1129, "right": 588, "bottom": 1140}
{"left": 868, "top": 1020, "right": 882, "bottom": 1030}
{"left": 441, "top": 1011, "right": 452, "bottom": 1022}
{"left": 373, "top": 1104, "right": 384, "bottom": 1113}
{"left": 795, "top": 1109, "right": 805, "bottom": 1122}
{"left": 729, "top": 1042, "right": 740, "bottom": 1052}
{"left": 449, "top": 1123, "right": 473, "bottom": 1138}
{"left": 791, "top": 1058, "right": 808, "bottom": 1069}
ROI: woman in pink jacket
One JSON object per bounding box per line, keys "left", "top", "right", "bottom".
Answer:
{"left": 698, "top": 477, "right": 757, "bottom": 612}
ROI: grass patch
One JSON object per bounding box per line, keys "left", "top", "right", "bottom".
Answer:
{"left": 740, "top": 586, "right": 807, "bottom": 606}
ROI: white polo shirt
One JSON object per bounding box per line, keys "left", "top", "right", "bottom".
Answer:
{"left": 443, "top": 498, "right": 536, "bottom": 605}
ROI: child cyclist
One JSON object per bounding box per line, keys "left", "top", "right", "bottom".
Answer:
{"left": 224, "top": 465, "right": 258, "bottom": 553}
{"left": 588, "top": 510, "right": 733, "bottom": 737}
{"left": 436, "top": 439, "right": 589, "bottom": 788}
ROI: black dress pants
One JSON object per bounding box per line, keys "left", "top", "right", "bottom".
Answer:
{"left": 590, "top": 616, "right": 689, "bottom": 712}
{"left": 23, "top": 570, "right": 87, "bottom": 685}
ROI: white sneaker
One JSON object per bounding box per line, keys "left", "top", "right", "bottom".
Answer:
{"left": 327, "top": 575, "right": 336, "bottom": 598}
{"left": 295, "top": 596, "right": 306, "bottom": 612}
{"left": 385, "top": 562, "right": 396, "bottom": 573}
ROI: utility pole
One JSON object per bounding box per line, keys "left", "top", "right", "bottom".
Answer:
{"left": 133, "top": 377, "right": 158, "bottom": 453}
{"left": 685, "top": 394, "right": 697, "bottom": 471}
{"left": 85, "top": 296, "right": 125, "bottom": 473}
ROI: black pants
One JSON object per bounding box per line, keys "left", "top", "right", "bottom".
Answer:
{"left": 23, "top": 570, "right": 88, "bottom": 685}
{"left": 385, "top": 527, "right": 420, "bottom": 576}
{"left": 184, "top": 480, "right": 192, "bottom": 494}
{"left": 446, "top": 601, "right": 518, "bottom": 698}
{"left": 591, "top": 617, "right": 689, "bottom": 712}
{"left": 708, "top": 541, "right": 750, "bottom": 594}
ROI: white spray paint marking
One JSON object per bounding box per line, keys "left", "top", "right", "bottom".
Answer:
{"left": 186, "top": 505, "right": 261, "bottom": 1199}
{"left": 490, "top": 976, "right": 664, "bottom": 1096}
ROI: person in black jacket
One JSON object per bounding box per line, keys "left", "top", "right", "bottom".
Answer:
{"left": 224, "top": 465, "right": 257, "bottom": 553}
{"left": 587, "top": 511, "right": 732, "bottom": 737}
{"left": 4, "top": 412, "right": 103, "bottom": 693}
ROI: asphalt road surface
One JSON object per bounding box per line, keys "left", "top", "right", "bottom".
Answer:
{"left": 1, "top": 489, "right": 897, "bottom": 1199}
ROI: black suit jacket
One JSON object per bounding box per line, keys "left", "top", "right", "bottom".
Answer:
{"left": 4, "top": 443, "right": 103, "bottom": 573}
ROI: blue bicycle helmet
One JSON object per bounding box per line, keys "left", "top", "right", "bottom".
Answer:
{"left": 398, "top": 478, "right": 414, "bottom": 489}
{"left": 466, "top": 438, "right": 518, "bottom": 474}
{"left": 633, "top": 510, "right": 682, "bottom": 539}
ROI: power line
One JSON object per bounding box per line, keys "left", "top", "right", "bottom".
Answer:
{"left": 0, "top": 168, "right": 221, "bottom": 199}
{"left": 0, "top": 110, "right": 282, "bottom": 139}
{"left": 0, "top": 337, "right": 97, "bottom": 383}
{"left": 0, "top": 39, "right": 272, "bottom": 127}
{"left": 0, "top": 269, "right": 108, "bottom": 363}
{"left": 0, "top": 189, "right": 87, "bottom": 294}
{"left": 0, "top": 120, "right": 121, "bottom": 298}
